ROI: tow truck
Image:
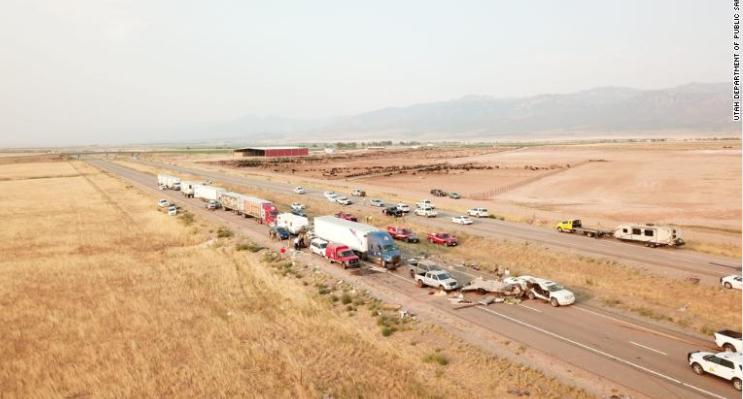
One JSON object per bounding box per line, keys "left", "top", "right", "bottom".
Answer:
{"left": 555, "top": 219, "right": 611, "bottom": 238}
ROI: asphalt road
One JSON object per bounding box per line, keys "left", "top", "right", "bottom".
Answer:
{"left": 90, "top": 159, "right": 741, "bottom": 399}
{"left": 126, "top": 158, "right": 741, "bottom": 284}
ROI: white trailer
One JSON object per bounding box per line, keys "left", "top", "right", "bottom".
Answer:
{"left": 180, "top": 181, "right": 197, "bottom": 198}
{"left": 157, "top": 174, "right": 181, "bottom": 190}
{"left": 613, "top": 224, "right": 684, "bottom": 247}
{"left": 276, "top": 213, "right": 309, "bottom": 235}
{"left": 194, "top": 184, "right": 225, "bottom": 202}
{"left": 313, "top": 216, "right": 401, "bottom": 267}
{"left": 314, "top": 216, "right": 378, "bottom": 253}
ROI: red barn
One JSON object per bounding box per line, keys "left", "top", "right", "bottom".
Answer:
{"left": 234, "top": 146, "right": 308, "bottom": 158}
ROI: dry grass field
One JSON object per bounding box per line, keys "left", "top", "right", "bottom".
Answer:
{"left": 118, "top": 158, "right": 739, "bottom": 336}
{"left": 0, "top": 160, "right": 594, "bottom": 399}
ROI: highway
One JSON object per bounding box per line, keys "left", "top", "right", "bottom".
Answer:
{"left": 125, "top": 158, "right": 741, "bottom": 283}
{"left": 90, "top": 159, "right": 741, "bottom": 399}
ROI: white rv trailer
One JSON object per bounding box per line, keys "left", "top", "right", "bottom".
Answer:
{"left": 613, "top": 224, "right": 684, "bottom": 247}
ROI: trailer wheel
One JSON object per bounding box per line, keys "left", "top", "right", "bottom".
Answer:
{"left": 477, "top": 288, "right": 487, "bottom": 295}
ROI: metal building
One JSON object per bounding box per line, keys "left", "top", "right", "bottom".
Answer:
{"left": 233, "top": 146, "right": 309, "bottom": 158}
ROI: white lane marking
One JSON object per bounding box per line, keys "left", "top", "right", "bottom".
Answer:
{"left": 630, "top": 341, "right": 668, "bottom": 356}
{"left": 387, "top": 272, "right": 415, "bottom": 284}
{"left": 518, "top": 304, "right": 542, "bottom": 313}
{"left": 573, "top": 306, "right": 703, "bottom": 346}
{"left": 476, "top": 307, "right": 728, "bottom": 399}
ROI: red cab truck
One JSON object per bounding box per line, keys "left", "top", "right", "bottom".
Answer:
{"left": 218, "top": 192, "right": 278, "bottom": 224}
{"left": 325, "top": 243, "right": 360, "bottom": 269}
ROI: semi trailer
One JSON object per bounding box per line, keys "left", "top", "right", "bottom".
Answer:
{"left": 157, "top": 174, "right": 181, "bottom": 190}
{"left": 218, "top": 192, "right": 278, "bottom": 224}
{"left": 313, "top": 216, "right": 401, "bottom": 268}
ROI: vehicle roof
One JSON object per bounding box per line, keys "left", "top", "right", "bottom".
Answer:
{"left": 719, "top": 352, "right": 743, "bottom": 362}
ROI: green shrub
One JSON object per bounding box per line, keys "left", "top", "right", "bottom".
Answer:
{"left": 422, "top": 352, "right": 449, "bottom": 366}
{"left": 341, "top": 293, "right": 353, "bottom": 305}
{"left": 381, "top": 326, "right": 398, "bottom": 337}
{"left": 217, "top": 227, "right": 233, "bottom": 238}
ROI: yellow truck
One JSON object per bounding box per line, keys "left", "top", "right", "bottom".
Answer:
{"left": 555, "top": 219, "right": 611, "bottom": 238}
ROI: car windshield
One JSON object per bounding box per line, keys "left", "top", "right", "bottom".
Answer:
{"left": 381, "top": 244, "right": 397, "bottom": 252}
{"left": 339, "top": 250, "right": 355, "bottom": 258}
{"left": 438, "top": 273, "right": 451, "bottom": 280}
{"left": 270, "top": 212, "right": 278, "bottom": 217}
{"left": 439, "top": 234, "right": 450, "bottom": 238}
{"left": 547, "top": 284, "right": 565, "bottom": 292}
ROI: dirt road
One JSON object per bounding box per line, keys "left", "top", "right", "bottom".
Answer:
{"left": 90, "top": 159, "right": 741, "bottom": 399}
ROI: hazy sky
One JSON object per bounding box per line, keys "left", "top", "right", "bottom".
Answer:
{"left": 0, "top": 0, "right": 731, "bottom": 146}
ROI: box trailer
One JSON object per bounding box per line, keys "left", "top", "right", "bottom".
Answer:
{"left": 194, "top": 184, "right": 225, "bottom": 202}
{"left": 218, "top": 192, "right": 277, "bottom": 224}
{"left": 157, "top": 174, "right": 181, "bottom": 190}
{"left": 242, "top": 195, "right": 278, "bottom": 225}
{"left": 276, "top": 213, "right": 309, "bottom": 235}
{"left": 313, "top": 216, "right": 401, "bottom": 268}
{"left": 180, "top": 181, "right": 197, "bottom": 198}
{"left": 613, "top": 224, "right": 684, "bottom": 247}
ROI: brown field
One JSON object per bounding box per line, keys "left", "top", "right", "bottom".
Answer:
{"left": 0, "top": 160, "right": 594, "bottom": 399}
{"left": 155, "top": 141, "right": 742, "bottom": 250}
{"left": 111, "top": 159, "right": 742, "bottom": 336}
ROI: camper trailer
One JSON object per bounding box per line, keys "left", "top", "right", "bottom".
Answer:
{"left": 613, "top": 224, "right": 684, "bottom": 247}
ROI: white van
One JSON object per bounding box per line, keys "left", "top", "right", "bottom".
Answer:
{"left": 613, "top": 224, "right": 684, "bottom": 247}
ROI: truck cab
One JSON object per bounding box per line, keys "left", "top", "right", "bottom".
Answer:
{"left": 556, "top": 219, "right": 580, "bottom": 232}
{"left": 366, "top": 231, "right": 401, "bottom": 268}
{"left": 325, "top": 243, "right": 360, "bottom": 269}
{"left": 262, "top": 203, "right": 279, "bottom": 224}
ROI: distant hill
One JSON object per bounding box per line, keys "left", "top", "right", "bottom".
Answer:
{"left": 177, "top": 83, "right": 739, "bottom": 143}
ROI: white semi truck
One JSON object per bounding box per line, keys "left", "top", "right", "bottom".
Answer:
{"left": 194, "top": 184, "right": 225, "bottom": 202}
{"left": 157, "top": 174, "right": 181, "bottom": 190}
{"left": 313, "top": 216, "right": 401, "bottom": 268}
{"left": 180, "top": 181, "right": 197, "bottom": 198}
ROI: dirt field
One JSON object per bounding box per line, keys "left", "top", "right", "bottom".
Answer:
{"left": 0, "top": 160, "right": 594, "bottom": 399}
{"left": 165, "top": 141, "right": 741, "bottom": 250}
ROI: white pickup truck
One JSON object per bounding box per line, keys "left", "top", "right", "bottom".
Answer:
{"left": 414, "top": 206, "right": 438, "bottom": 218}
{"left": 715, "top": 330, "right": 743, "bottom": 352}
{"left": 414, "top": 270, "right": 459, "bottom": 291}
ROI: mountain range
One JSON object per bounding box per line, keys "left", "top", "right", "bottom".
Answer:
{"left": 175, "top": 82, "right": 739, "bottom": 143}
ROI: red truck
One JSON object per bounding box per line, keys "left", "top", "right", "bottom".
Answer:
{"left": 218, "top": 192, "right": 278, "bottom": 224}
{"left": 427, "top": 232, "right": 458, "bottom": 246}
{"left": 334, "top": 212, "right": 358, "bottom": 222}
{"left": 325, "top": 243, "right": 360, "bottom": 269}
{"left": 387, "top": 226, "right": 420, "bottom": 243}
